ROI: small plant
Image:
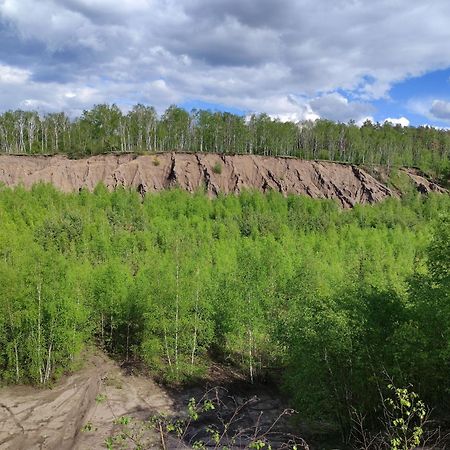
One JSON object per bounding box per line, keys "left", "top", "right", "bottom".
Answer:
{"left": 109, "top": 387, "right": 308, "bottom": 449}
{"left": 95, "top": 393, "right": 107, "bottom": 403}
{"left": 384, "top": 384, "right": 427, "bottom": 450}
{"left": 152, "top": 157, "right": 160, "bottom": 166}
{"left": 249, "top": 440, "right": 270, "bottom": 449}
{"left": 187, "top": 396, "right": 215, "bottom": 421}
{"left": 114, "top": 415, "right": 132, "bottom": 425}
{"left": 82, "top": 421, "right": 97, "bottom": 432}
{"left": 351, "top": 383, "right": 430, "bottom": 450}
{"left": 104, "top": 436, "right": 114, "bottom": 449}
{"left": 212, "top": 162, "right": 222, "bottom": 174}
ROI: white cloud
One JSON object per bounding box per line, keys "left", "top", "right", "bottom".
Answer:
{"left": 356, "top": 117, "right": 374, "bottom": 127}
{"left": 0, "top": 64, "right": 30, "bottom": 84}
{"left": 243, "top": 93, "right": 372, "bottom": 124}
{"left": 408, "top": 98, "right": 450, "bottom": 123}
{"left": 268, "top": 96, "right": 320, "bottom": 123}
{"left": 1, "top": 0, "right": 450, "bottom": 121}
{"left": 308, "top": 93, "right": 374, "bottom": 123}
{"left": 384, "top": 117, "right": 410, "bottom": 127}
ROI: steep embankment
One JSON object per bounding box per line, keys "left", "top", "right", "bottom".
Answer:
{"left": 0, "top": 153, "right": 445, "bottom": 207}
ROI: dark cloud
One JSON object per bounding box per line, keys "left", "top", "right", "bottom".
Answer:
{"left": 165, "top": 17, "right": 279, "bottom": 67}
{"left": 184, "top": 0, "right": 296, "bottom": 28}
{"left": 59, "top": 0, "right": 125, "bottom": 25}
{"left": 0, "top": 21, "right": 46, "bottom": 66}
{"left": 430, "top": 100, "right": 450, "bottom": 121}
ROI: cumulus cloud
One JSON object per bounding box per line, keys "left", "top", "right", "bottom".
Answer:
{"left": 408, "top": 98, "right": 450, "bottom": 124}
{"left": 384, "top": 117, "right": 410, "bottom": 127}
{"left": 1, "top": 0, "right": 450, "bottom": 120}
{"left": 308, "top": 93, "right": 374, "bottom": 123}
{"left": 429, "top": 100, "right": 450, "bottom": 121}
{"left": 0, "top": 63, "right": 30, "bottom": 84}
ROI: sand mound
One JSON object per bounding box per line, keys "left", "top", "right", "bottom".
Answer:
{"left": 0, "top": 153, "right": 445, "bottom": 206}
{"left": 401, "top": 168, "right": 447, "bottom": 194}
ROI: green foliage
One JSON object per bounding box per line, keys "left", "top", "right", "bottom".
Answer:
{"left": 212, "top": 162, "right": 222, "bottom": 174}
{"left": 95, "top": 393, "right": 107, "bottom": 403}
{"left": 385, "top": 384, "right": 426, "bottom": 450}
{"left": 0, "top": 184, "right": 448, "bottom": 444}
{"left": 0, "top": 105, "right": 449, "bottom": 177}
{"left": 82, "top": 421, "right": 97, "bottom": 432}
{"left": 351, "top": 384, "right": 429, "bottom": 450}
{"left": 114, "top": 415, "right": 131, "bottom": 425}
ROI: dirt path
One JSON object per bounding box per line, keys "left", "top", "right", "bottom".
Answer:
{"left": 0, "top": 352, "right": 309, "bottom": 449}
{"left": 0, "top": 351, "right": 174, "bottom": 449}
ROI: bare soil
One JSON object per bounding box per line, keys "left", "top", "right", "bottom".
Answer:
{"left": 0, "top": 353, "right": 305, "bottom": 449}
{"left": 0, "top": 153, "right": 407, "bottom": 207}
{"left": 0, "top": 350, "right": 174, "bottom": 449}
{"left": 400, "top": 167, "right": 447, "bottom": 194}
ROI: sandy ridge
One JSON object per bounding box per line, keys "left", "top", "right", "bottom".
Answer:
{"left": 0, "top": 153, "right": 445, "bottom": 207}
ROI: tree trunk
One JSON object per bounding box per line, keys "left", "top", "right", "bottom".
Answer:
{"left": 163, "top": 324, "right": 172, "bottom": 367}
{"left": 248, "top": 328, "right": 254, "bottom": 384}
{"left": 175, "top": 261, "right": 179, "bottom": 378}
{"left": 37, "top": 283, "right": 43, "bottom": 384}
{"left": 14, "top": 341, "right": 19, "bottom": 383}
{"left": 191, "top": 282, "right": 199, "bottom": 371}
{"left": 44, "top": 342, "right": 52, "bottom": 383}
{"left": 126, "top": 322, "right": 130, "bottom": 361}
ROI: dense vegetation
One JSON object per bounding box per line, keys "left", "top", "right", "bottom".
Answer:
{"left": 0, "top": 184, "right": 448, "bottom": 438}
{"left": 0, "top": 104, "right": 449, "bottom": 181}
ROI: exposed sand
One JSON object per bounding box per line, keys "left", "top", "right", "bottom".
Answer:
{"left": 0, "top": 351, "right": 174, "bottom": 449}
{"left": 401, "top": 167, "right": 447, "bottom": 194}
{"left": 0, "top": 153, "right": 402, "bottom": 207}
{"left": 0, "top": 352, "right": 305, "bottom": 449}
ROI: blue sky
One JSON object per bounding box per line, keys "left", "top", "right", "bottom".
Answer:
{"left": 1, "top": 0, "right": 450, "bottom": 127}
{"left": 182, "top": 68, "right": 450, "bottom": 127}
{"left": 372, "top": 69, "right": 450, "bottom": 127}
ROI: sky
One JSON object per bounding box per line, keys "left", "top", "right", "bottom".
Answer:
{"left": 1, "top": 0, "right": 450, "bottom": 127}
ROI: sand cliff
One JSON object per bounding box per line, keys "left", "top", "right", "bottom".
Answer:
{"left": 0, "top": 153, "right": 445, "bottom": 207}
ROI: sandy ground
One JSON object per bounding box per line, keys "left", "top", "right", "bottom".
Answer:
{"left": 1, "top": 153, "right": 445, "bottom": 208}
{"left": 0, "top": 351, "right": 174, "bottom": 450}
{"left": 0, "top": 153, "right": 402, "bottom": 207}
{"left": 0, "top": 352, "right": 307, "bottom": 449}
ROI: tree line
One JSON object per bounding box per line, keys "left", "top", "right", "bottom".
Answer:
{"left": 0, "top": 104, "right": 449, "bottom": 181}
{"left": 0, "top": 183, "right": 448, "bottom": 440}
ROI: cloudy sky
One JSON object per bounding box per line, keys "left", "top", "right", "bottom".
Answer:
{"left": 1, "top": 0, "right": 450, "bottom": 126}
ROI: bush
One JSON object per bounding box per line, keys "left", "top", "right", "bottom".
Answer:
{"left": 351, "top": 384, "right": 430, "bottom": 450}
{"left": 212, "top": 162, "right": 222, "bottom": 174}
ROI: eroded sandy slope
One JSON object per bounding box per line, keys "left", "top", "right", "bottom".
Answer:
{"left": 0, "top": 153, "right": 398, "bottom": 207}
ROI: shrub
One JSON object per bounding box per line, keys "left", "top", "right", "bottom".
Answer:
{"left": 212, "top": 162, "right": 222, "bottom": 174}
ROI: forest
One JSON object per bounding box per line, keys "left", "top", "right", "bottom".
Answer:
{"left": 0, "top": 104, "right": 449, "bottom": 184}
{"left": 0, "top": 182, "right": 448, "bottom": 443}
